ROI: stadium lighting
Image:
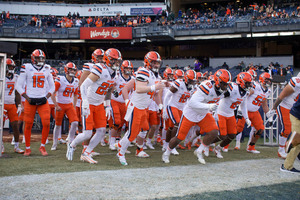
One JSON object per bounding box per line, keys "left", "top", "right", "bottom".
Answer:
{"left": 0, "top": 38, "right": 48, "bottom": 43}
{"left": 175, "top": 34, "right": 242, "bottom": 40}
{"left": 52, "top": 39, "right": 85, "bottom": 43}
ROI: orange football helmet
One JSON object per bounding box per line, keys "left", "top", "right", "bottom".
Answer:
{"left": 247, "top": 69, "right": 257, "bottom": 80}
{"left": 92, "top": 49, "right": 105, "bottom": 64}
{"left": 237, "top": 72, "right": 253, "bottom": 91}
{"left": 144, "top": 51, "right": 161, "bottom": 72}
{"left": 31, "top": 49, "right": 46, "bottom": 68}
{"left": 174, "top": 69, "right": 184, "bottom": 80}
{"left": 6, "top": 58, "right": 15, "bottom": 74}
{"left": 184, "top": 70, "right": 197, "bottom": 90}
{"left": 50, "top": 67, "right": 58, "bottom": 78}
{"left": 64, "top": 62, "right": 77, "bottom": 77}
{"left": 103, "top": 48, "right": 122, "bottom": 70}
{"left": 214, "top": 69, "right": 231, "bottom": 92}
{"left": 121, "top": 60, "right": 133, "bottom": 75}
{"left": 163, "top": 67, "right": 174, "bottom": 80}
{"left": 259, "top": 72, "right": 272, "bottom": 87}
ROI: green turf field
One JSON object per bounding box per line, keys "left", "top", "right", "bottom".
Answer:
{"left": 0, "top": 139, "right": 280, "bottom": 177}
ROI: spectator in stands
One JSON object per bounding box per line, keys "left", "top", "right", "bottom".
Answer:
{"left": 194, "top": 59, "right": 202, "bottom": 72}
{"left": 75, "top": 17, "right": 82, "bottom": 27}
{"left": 278, "top": 64, "right": 287, "bottom": 76}
{"left": 222, "top": 62, "right": 229, "bottom": 70}
{"left": 87, "top": 16, "right": 93, "bottom": 27}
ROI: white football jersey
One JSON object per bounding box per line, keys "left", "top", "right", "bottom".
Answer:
{"left": 82, "top": 62, "right": 93, "bottom": 72}
{"left": 4, "top": 74, "right": 18, "bottom": 104}
{"left": 112, "top": 71, "right": 133, "bottom": 103}
{"left": 280, "top": 77, "right": 300, "bottom": 109}
{"left": 247, "top": 82, "right": 271, "bottom": 112}
{"left": 168, "top": 79, "right": 192, "bottom": 111}
{"left": 148, "top": 74, "right": 162, "bottom": 111}
{"left": 87, "top": 63, "right": 115, "bottom": 106}
{"left": 183, "top": 80, "right": 224, "bottom": 122}
{"left": 17, "top": 63, "right": 54, "bottom": 98}
{"left": 217, "top": 83, "right": 249, "bottom": 117}
{"left": 55, "top": 75, "right": 79, "bottom": 104}
{"left": 130, "top": 67, "right": 156, "bottom": 110}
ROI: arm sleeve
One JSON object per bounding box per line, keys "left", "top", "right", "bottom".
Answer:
{"left": 55, "top": 81, "right": 61, "bottom": 92}
{"left": 80, "top": 77, "right": 93, "bottom": 101}
{"left": 163, "top": 90, "right": 173, "bottom": 107}
{"left": 240, "top": 98, "right": 249, "bottom": 120}
{"left": 16, "top": 71, "right": 26, "bottom": 95}
{"left": 47, "top": 74, "right": 55, "bottom": 95}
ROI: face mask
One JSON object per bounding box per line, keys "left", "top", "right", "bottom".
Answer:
{"left": 69, "top": 72, "right": 75, "bottom": 77}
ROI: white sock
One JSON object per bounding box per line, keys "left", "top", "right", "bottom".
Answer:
{"left": 165, "top": 145, "right": 172, "bottom": 155}
{"left": 110, "top": 137, "right": 116, "bottom": 146}
{"left": 196, "top": 143, "right": 206, "bottom": 153}
{"left": 86, "top": 128, "right": 106, "bottom": 153}
{"left": 147, "top": 138, "right": 152, "bottom": 144}
{"left": 236, "top": 132, "right": 242, "bottom": 143}
{"left": 119, "top": 131, "right": 131, "bottom": 155}
{"left": 58, "top": 125, "right": 62, "bottom": 139}
{"left": 14, "top": 142, "right": 19, "bottom": 148}
{"left": 68, "top": 121, "right": 78, "bottom": 143}
{"left": 247, "top": 127, "right": 255, "bottom": 146}
{"left": 162, "top": 129, "right": 167, "bottom": 140}
{"left": 53, "top": 125, "right": 61, "bottom": 146}
{"left": 71, "top": 130, "right": 92, "bottom": 147}
{"left": 278, "top": 135, "right": 287, "bottom": 147}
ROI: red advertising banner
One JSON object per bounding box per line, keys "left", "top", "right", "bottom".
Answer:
{"left": 80, "top": 27, "right": 132, "bottom": 40}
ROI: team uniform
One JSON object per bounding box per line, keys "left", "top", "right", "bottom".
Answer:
{"left": 176, "top": 80, "right": 222, "bottom": 141}
{"left": 277, "top": 77, "right": 300, "bottom": 151}
{"left": 237, "top": 82, "right": 271, "bottom": 134}
{"left": 4, "top": 74, "right": 19, "bottom": 123}
{"left": 109, "top": 72, "right": 132, "bottom": 130}
{"left": 217, "top": 83, "right": 249, "bottom": 137}
{"left": 16, "top": 63, "right": 55, "bottom": 152}
{"left": 166, "top": 79, "right": 191, "bottom": 127}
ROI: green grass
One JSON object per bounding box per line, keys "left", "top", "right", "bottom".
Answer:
{"left": 0, "top": 139, "right": 279, "bottom": 177}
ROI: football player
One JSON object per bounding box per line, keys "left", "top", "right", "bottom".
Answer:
{"left": 66, "top": 48, "right": 122, "bottom": 164}
{"left": 51, "top": 62, "right": 79, "bottom": 150}
{"left": 116, "top": 51, "right": 165, "bottom": 165}
{"left": 3, "top": 58, "right": 24, "bottom": 153}
{"left": 162, "top": 69, "right": 231, "bottom": 164}
{"left": 16, "top": 49, "right": 55, "bottom": 156}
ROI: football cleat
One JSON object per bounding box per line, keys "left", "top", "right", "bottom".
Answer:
{"left": 277, "top": 148, "right": 287, "bottom": 159}
{"left": 109, "top": 144, "right": 117, "bottom": 151}
{"left": 66, "top": 143, "right": 75, "bottom": 160}
{"left": 247, "top": 145, "right": 260, "bottom": 154}
{"left": 203, "top": 146, "right": 209, "bottom": 157}
{"left": 162, "top": 152, "right": 170, "bottom": 163}
{"left": 117, "top": 152, "right": 128, "bottom": 166}
{"left": 14, "top": 147, "right": 24, "bottom": 154}
{"left": 214, "top": 145, "right": 223, "bottom": 159}
{"left": 39, "top": 146, "right": 48, "bottom": 156}
{"left": 91, "top": 151, "right": 100, "bottom": 157}
{"left": 24, "top": 149, "right": 31, "bottom": 156}
{"left": 194, "top": 150, "right": 206, "bottom": 164}
{"left": 51, "top": 144, "right": 57, "bottom": 151}
{"left": 146, "top": 142, "right": 155, "bottom": 150}
{"left": 222, "top": 144, "right": 229, "bottom": 152}
{"left": 178, "top": 144, "right": 186, "bottom": 150}
{"left": 171, "top": 148, "right": 179, "bottom": 155}
{"left": 81, "top": 152, "right": 98, "bottom": 164}
{"left": 136, "top": 149, "right": 149, "bottom": 158}
{"left": 11, "top": 137, "right": 15, "bottom": 145}
{"left": 58, "top": 138, "right": 67, "bottom": 144}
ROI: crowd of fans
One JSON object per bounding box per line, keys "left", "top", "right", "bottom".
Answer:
{"left": 1, "top": 2, "right": 300, "bottom": 29}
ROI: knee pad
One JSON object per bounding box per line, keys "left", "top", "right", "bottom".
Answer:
{"left": 71, "top": 121, "right": 78, "bottom": 126}
{"left": 138, "top": 131, "right": 147, "bottom": 139}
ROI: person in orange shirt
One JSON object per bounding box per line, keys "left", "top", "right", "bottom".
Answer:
{"left": 87, "top": 16, "right": 93, "bottom": 27}
{"left": 146, "top": 16, "right": 151, "bottom": 24}
{"left": 127, "top": 20, "right": 133, "bottom": 27}
{"left": 66, "top": 19, "right": 73, "bottom": 28}
{"left": 95, "top": 18, "right": 102, "bottom": 27}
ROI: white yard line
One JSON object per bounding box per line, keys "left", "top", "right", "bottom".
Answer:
{"left": 0, "top": 158, "right": 299, "bottom": 200}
